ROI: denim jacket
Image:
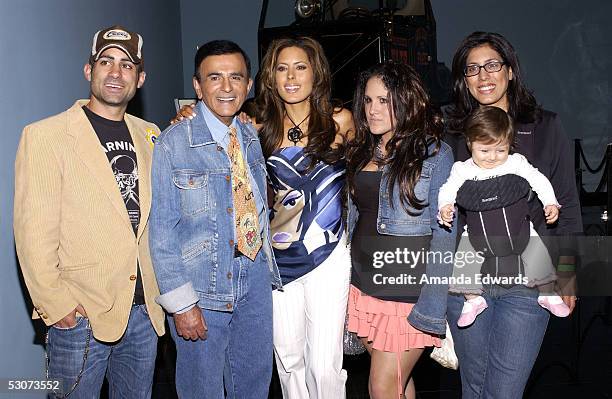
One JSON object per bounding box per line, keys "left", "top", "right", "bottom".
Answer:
{"left": 149, "top": 103, "right": 281, "bottom": 313}
{"left": 347, "top": 141, "right": 456, "bottom": 335}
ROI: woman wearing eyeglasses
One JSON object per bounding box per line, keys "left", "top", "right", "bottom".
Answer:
{"left": 443, "top": 31, "right": 581, "bottom": 399}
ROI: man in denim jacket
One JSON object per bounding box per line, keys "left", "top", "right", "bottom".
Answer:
{"left": 149, "top": 40, "right": 281, "bottom": 398}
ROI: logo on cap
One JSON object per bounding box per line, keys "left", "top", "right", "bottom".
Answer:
{"left": 103, "top": 29, "right": 131, "bottom": 41}
{"left": 91, "top": 25, "right": 143, "bottom": 64}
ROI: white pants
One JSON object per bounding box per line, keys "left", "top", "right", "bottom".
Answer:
{"left": 272, "top": 235, "right": 351, "bottom": 399}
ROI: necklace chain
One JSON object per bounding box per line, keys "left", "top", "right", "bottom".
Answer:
{"left": 286, "top": 112, "right": 310, "bottom": 128}
{"left": 286, "top": 112, "right": 309, "bottom": 145}
{"left": 374, "top": 140, "right": 386, "bottom": 171}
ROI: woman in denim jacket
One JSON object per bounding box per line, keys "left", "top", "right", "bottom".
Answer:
{"left": 345, "top": 62, "right": 455, "bottom": 399}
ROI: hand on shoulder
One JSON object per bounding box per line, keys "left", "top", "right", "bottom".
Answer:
{"left": 170, "top": 103, "right": 196, "bottom": 124}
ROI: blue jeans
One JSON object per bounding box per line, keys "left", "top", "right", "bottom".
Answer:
{"left": 447, "top": 285, "right": 549, "bottom": 399}
{"left": 168, "top": 251, "right": 273, "bottom": 399}
{"left": 47, "top": 305, "right": 158, "bottom": 399}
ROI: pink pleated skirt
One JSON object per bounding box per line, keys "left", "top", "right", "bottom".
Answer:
{"left": 347, "top": 284, "right": 441, "bottom": 352}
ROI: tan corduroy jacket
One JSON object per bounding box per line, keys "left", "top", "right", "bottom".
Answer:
{"left": 14, "top": 100, "right": 165, "bottom": 342}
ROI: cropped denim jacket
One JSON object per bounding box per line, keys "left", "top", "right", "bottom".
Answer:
{"left": 347, "top": 141, "right": 456, "bottom": 335}
{"left": 149, "top": 103, "right": 281, "bottom": 313}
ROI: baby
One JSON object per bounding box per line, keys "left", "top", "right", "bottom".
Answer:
{"left": 438, "top": 106, "right": 570, "bottom": 327}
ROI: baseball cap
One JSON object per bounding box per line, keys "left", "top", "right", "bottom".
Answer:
{"left": 91, "top": 25, "right": 143, "bottom": 64}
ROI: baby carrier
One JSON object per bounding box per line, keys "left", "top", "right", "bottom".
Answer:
{"left": 456, "top": 174, "right": 532, "bottom": 283}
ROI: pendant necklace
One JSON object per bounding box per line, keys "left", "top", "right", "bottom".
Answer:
{"left": 286, "top": 112, "right": 310, "bottom": 145}
{"left": 374, "top": 139, "right": 386, "bottom": 171}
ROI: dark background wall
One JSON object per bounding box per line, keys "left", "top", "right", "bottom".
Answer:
{"left": 2, "top": 0, "right": 610, "bottom": 392}
{"left": 177, "top": 0, "right": 611, "bottom": 188}
{"left": 179, "top": 0, "right": 264, "bottom": 99}
{"left": 0, "top": 0, "right": 183, "bottom": 392}
{"left": 431, "top": 0, "right": 612, "bottom": 189}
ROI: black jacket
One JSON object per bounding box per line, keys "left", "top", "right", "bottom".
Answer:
{"left": 444, "top": 109, "right": 583, "bottom": 237}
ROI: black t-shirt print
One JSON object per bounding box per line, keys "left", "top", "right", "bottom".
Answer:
{"left": 83, "top": 106, "right": 140, "bottom": 233}
{"left": 84, "top": 106, "right": 145, "bottom": 304}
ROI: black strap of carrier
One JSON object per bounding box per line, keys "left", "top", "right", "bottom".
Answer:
{"left": 459, "top": 174, "right": 532, "bottom": 258}
{"left": 456, "top": 174, "right": 531, "bottom": 212}
{"left": 458, "top": 175, "right": 533, "bottom": 282}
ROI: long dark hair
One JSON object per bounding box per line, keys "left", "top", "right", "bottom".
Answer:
{"left": 447, "top": 31, "right": 541, "bottom": 132}
{"left": 347, "top": 62, "right": 442, "bottom": 213}
{"left": 257, "top": 37, "right": 342, "bottom": 165}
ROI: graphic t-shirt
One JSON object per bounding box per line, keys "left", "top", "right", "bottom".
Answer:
{"left": 267, "top": 146, "right": 346, "bottom": 284}
{"left": 83, "top": 106, "right": 144, "bottom": 304}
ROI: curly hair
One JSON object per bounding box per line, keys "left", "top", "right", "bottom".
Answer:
{"left": 347, "top": 61, "right": 443, "bottom": 213}
{"left": 256, "top": 36, "right": 343, "bottom": 165}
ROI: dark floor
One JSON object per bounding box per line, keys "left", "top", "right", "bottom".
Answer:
{"left": 144, "top": 296, "right": 612, "bottom": 399}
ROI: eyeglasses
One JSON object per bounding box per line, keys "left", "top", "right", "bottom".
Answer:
{"left": 464, "top": 61, "right": 506, "bottom": 77}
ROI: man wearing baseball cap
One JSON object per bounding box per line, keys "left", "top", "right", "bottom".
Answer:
{"left": 14, "top": 25, "right": 164, "bottom": 398}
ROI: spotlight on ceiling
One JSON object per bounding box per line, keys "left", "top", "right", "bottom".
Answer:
{"left": 295, "top": 0, "right": 321, "bottom": 19}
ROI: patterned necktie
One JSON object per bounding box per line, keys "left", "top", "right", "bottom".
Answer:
{"left": 227, "top": 126, "right": 262, "bottom": 260}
